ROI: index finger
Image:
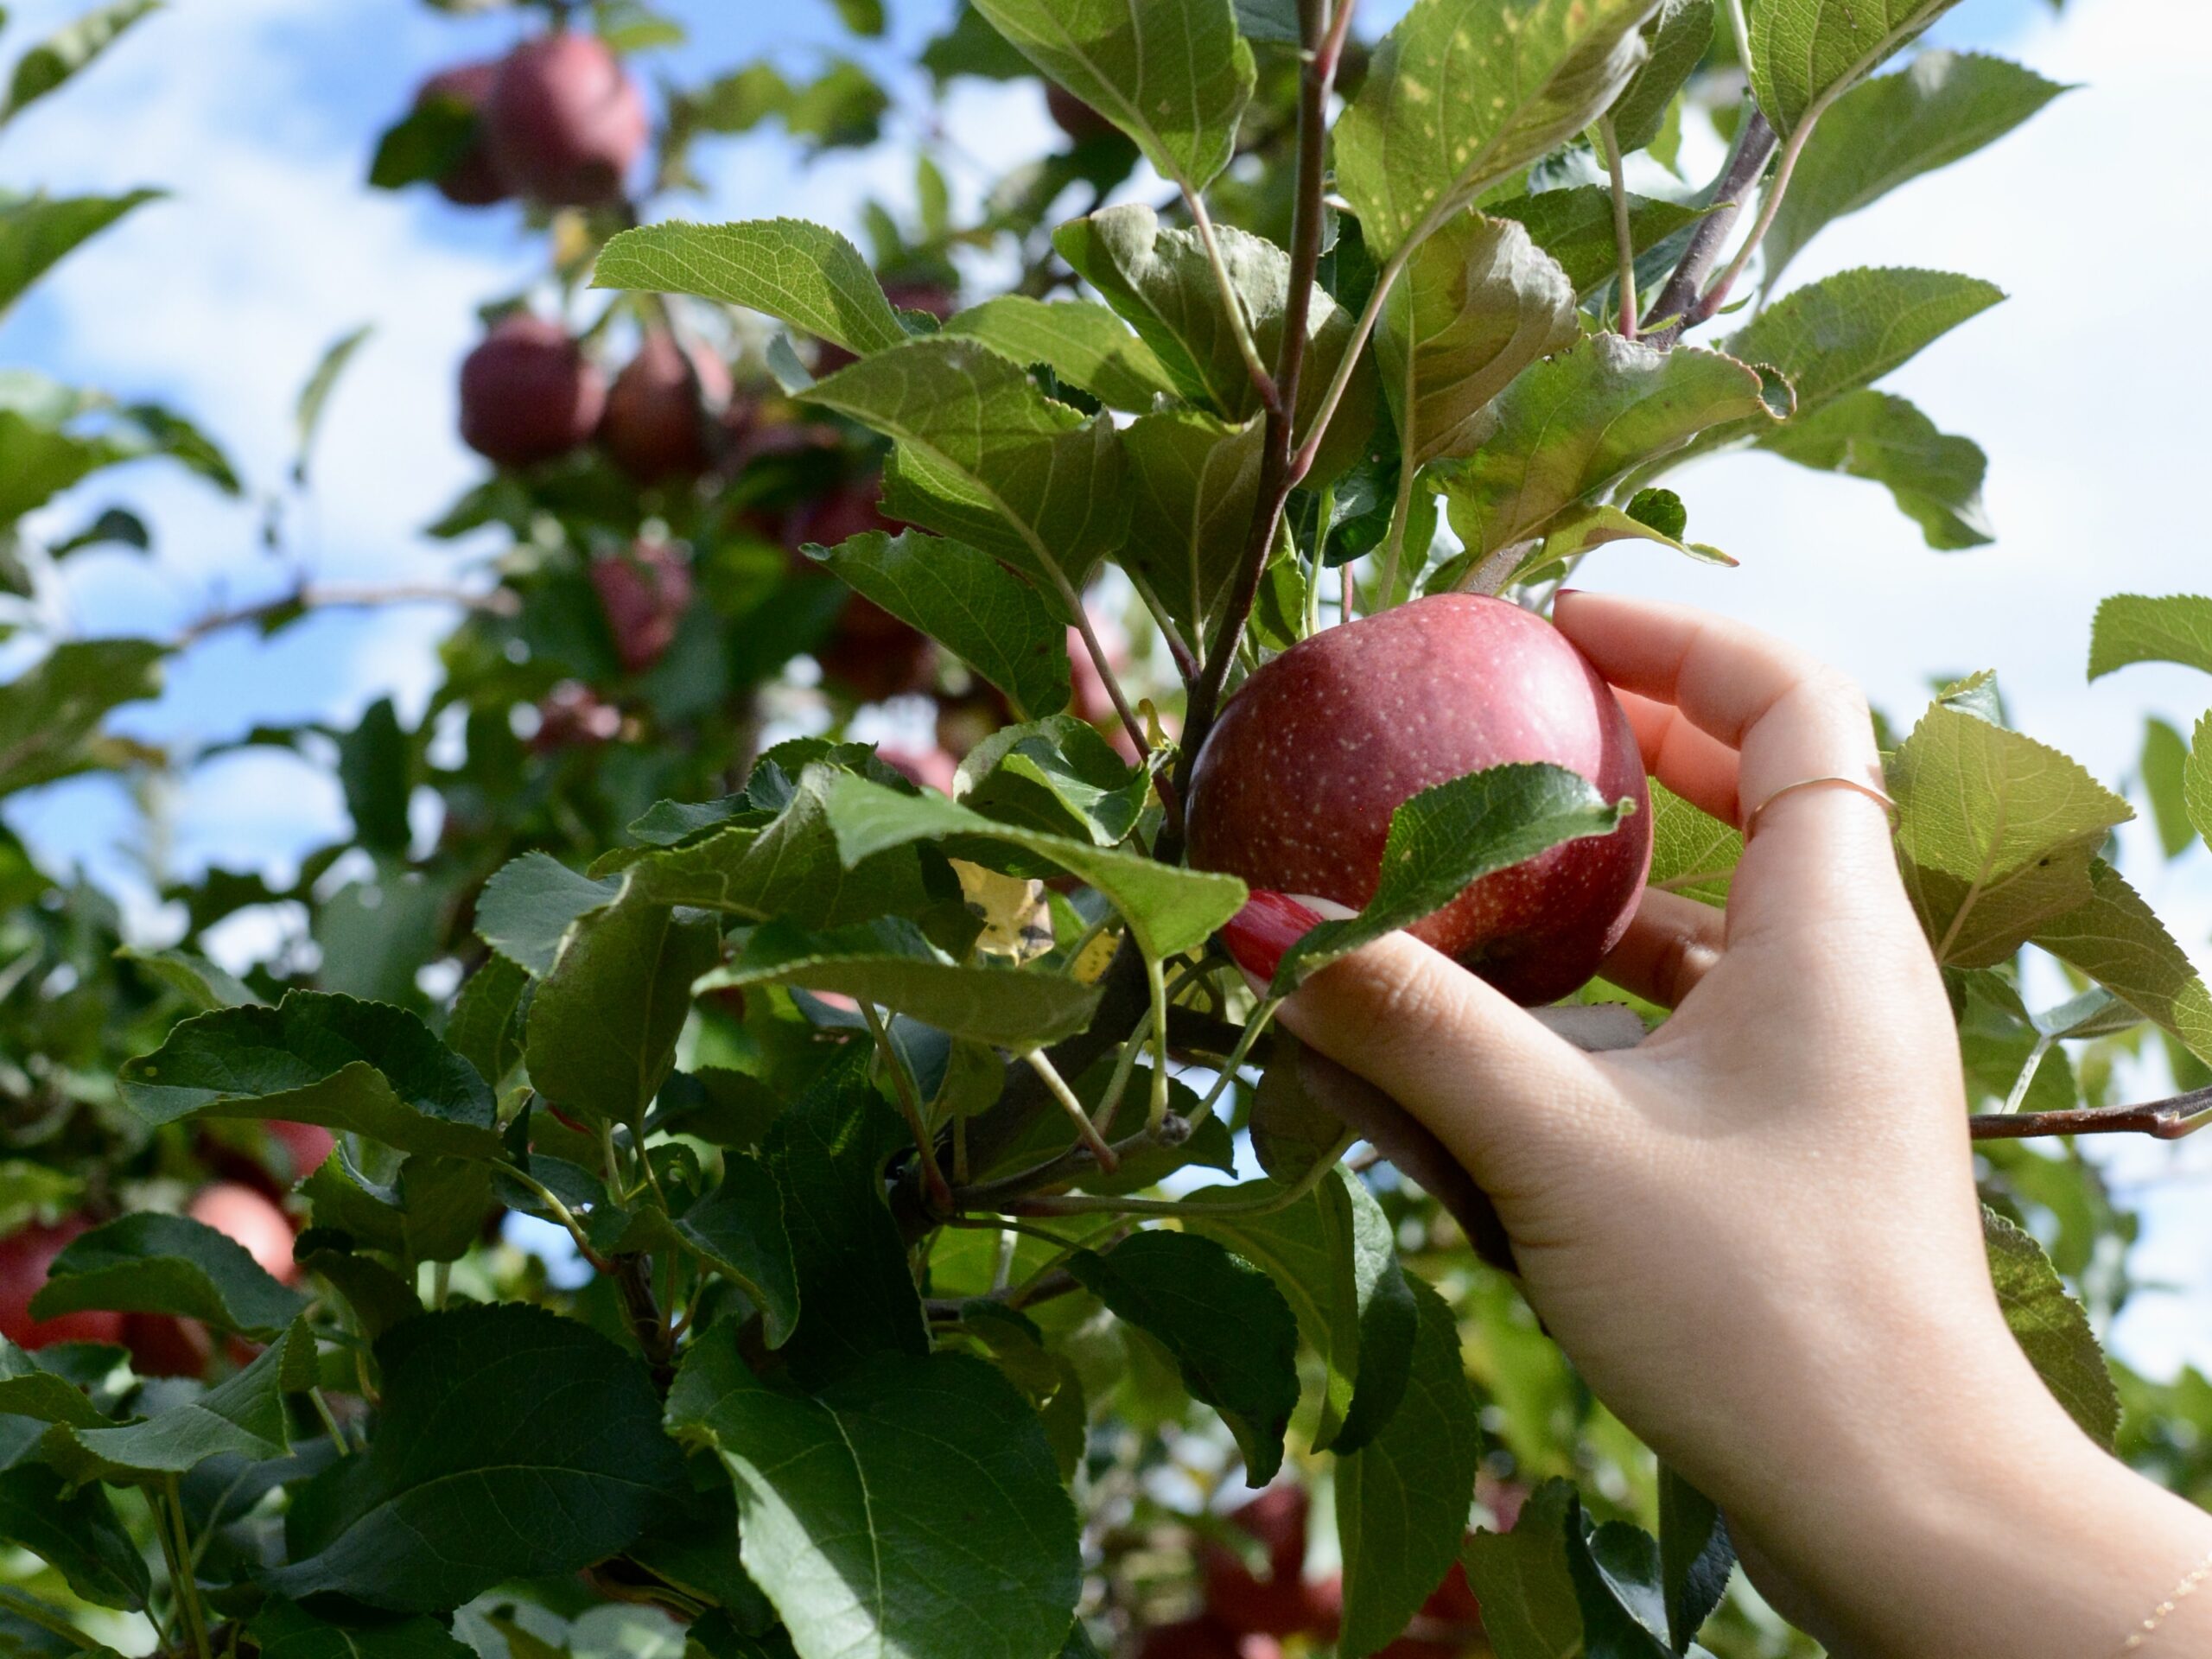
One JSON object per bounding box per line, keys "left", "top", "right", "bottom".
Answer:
{"left": 1553, "top": 591, "right": 1897, "bottom": 938}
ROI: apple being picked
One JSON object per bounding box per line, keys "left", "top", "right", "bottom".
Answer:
{"left": 458, "top": 314, "right": 606, "bottom": 469}
{"left": 480, "top": 32, "right": 646, "bottom": 207}
{"left": 1188, "top": 593, "right": 1650, "bottom": 1007}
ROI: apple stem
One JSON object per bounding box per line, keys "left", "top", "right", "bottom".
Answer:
{"left": 1599, "top": 117, "right": 1638, "bottom": 341}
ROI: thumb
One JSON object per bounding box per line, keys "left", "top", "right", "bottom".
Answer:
{"left": 1251, "top": 914, "right": 1605, "bottom": 1200}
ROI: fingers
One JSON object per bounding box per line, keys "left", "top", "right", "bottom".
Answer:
{"left": 1616, "top": 690, "right": 1741, "bottom": 826}
{"left": 1274, "top": 930, "right": 1603, "bottom": 1198}
{"left": 1599, "top": 888, "right": 1726, "bottom": 1008}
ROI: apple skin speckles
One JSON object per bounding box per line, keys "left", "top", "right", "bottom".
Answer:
{"left": 1186, "top": 592, "right": 1652, "bottom": 1006}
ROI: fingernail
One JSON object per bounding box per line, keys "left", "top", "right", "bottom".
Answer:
{"left": 1554, "top": 587, "right": 1583, "bottom": 600}
{"left": 1219, "top": 890, "right": 1327, "bottom": 985}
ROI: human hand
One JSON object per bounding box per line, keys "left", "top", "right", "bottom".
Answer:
{"left": 1225, "top": 591, "right": 2212, "bottom": 1658}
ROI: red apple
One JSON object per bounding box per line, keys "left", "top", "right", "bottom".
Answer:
{"left": 1200, "top": 1484, "right": 1338, "bottom": 1640}
{"left": 591, "top": 540, "right": 694, "bottom": 674}
{"left": 266, "top": 1121, "right": 337, "bottom": 1182}
{"left": 123, "top": 1311, "right": 214, "bottom": 1379}
{"left": 189, "top": 1183, "right": 299, "bottom": 1287}
{"left": 481, "top": 33, "right": 647, "bottom": 207}
{"left": 601, "top": 331, "right": 732, "bottom": 483}
{"left": 413, "top": 60, "right": 507, "bottom": 206}
{"left": 879, "top": 746, "right": 958, "bottom": 795}
{"left": 0, "top": 1217, "right": 124, "bottom": 1351}
{"left": 1186, "top": 594, "right": 1651, "bottom": 1006}
{"left": 788, "top": 480, "right": 938, "bottom": 701}
{"left": 459, "top": 314, "right": 606, "bottom": 469}
{"left": 1135, "top": 1618, "right": 1274, "bottom": 1659}
{"left": 531, "top": 681, "right": 622, "bottom": 750}
{"left": 1045, "top": 82, "right": 1118, "bottom": 144}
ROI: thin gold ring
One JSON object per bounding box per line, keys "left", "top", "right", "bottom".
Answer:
{"left": 1741, "top": 774, "right": 1900, "bottom": 841}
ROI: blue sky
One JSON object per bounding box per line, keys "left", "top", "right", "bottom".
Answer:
{"left": 3, "top": 0, "right": 2210, "bottom": 1373}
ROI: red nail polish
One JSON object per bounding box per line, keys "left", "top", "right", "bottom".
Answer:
{"left": 1219, "top": 891, "right": 1326, "bottom": 983}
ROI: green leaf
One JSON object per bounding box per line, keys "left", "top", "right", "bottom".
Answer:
{"left": 1380, "top": 213, "right": 1578, "bottom": 469}
{"left": 2139, "top": 717, "right": 2195, "bottom": 859}
{"left": 1747, "top": 0, "right": 1965, "bottom": 139}
{"left": 1464, "top": 1481, "right": 1585, "bottom": 1658}
{"left": 1489, "top": 188, "right": 1715, "bottom": 301}
{"left": 1763, "top": 52, "right": 2069, "bottom": 288}
{"left": 524, "top": 889, "right": 720, "bottom": 1128}
{"left": 1440, "top": 337, "right": 1774, "bottom": 563}
{"left": 1335, "top": 0, "right": 1662, "bottom": 256}
{"left": 29, "top": 1211, "right": 307, "bottom": 1337}
{"left": 957, "top": 715, "right": 1151, "bottom": 847}
{"left": 776, "top": 58, "right": 887, "bottom": 151}
{"left": 1890, "top": 702, "right": 2132, "bottom": 969}
{"left": 763, "top": 1050, "right": 928, "bottom": 1385}
{"left": 2188, "top": 714, "right": 2212, "bottom": 852}
{"left": 445, "top": 955, "right": 529, "bottom": 1089}
{"left": 1646, "top": 779, "right": 1739, "bottom": 905}
{"left": 1656, "top": 1465, "right": 1731, "bottom": 1652}
{"left": 804, "top": 529, "right": 1071, "bottom": 721}
{"left": 1507, "top": 500, "right": 1734, "bottom": 589}
{"left": 291, "top": 1237, "right": 421, "bottom": 1342}
{"left": 267, "top": 1304, "right": 684, "bottom": 1611}
{"left": 0, "top": 190, "right": 160, "bottom": 318}
{"left": 2088, "top": 594, "right": 2212, "bottom": 681}
{"left": 248, "top": 1601, "right": 477, "bottom": 1659}
{"left": 366, "top": 97, "right": 477, "bottom": 190}
{"left": 1186, "top": 1167, "right": 1417, "bottom": 1458}
{"left": 293, "top": 322, "right": 372, "bottom": 486}
{"left": 1052, "top": 204, "right": 1376, "bottom": 480}
{"left": 1118, "top": 410, "right": 1263, "bottom": 645}
{"left": 0, "top": 638, "right": 163, "bottom": 799}
{"left": 821, "top": 773, "right": 1246, "bottom": 961}
{"left": 968, "top": 0, "right": 1255, "bottom": 193}
{"left": 2031, "top": 860, "right": 2212, "bottom": 1067}
{"left": 806, "top": 338, "right": 1127, "bottom": 591}
{"left": 0, "top": 1464, "right": 147, "bottom": 1611}
{"left": 1271, "top": 763, "right": 1631, "bottom": 990}
{"left": 670, "top": 1153, "right": 800, "bottom": 1349}
{"left": 707, "top": 917, "right": 1101, "bottom": 1047}
{"left": 299, "top": 1149, "right": 493, "bottom": 1265}
{"left": 1571, "top": 1522, "right": 1673, "bottom": 1656}
{"left": 120, "top": 991, "right": 501, "bottom": 1157}
{"left": 116, "top": 945, "right": 259, "bottom": 1010}
{"left": 0, "top": 1340, "right": 111, "bottom": 1432}
{"left": 1068, "top": 1230, "right": 1300, "bottom": 1484}
{"left": 1982, "top": 1208, "right": 2120, "bottom": 1450}
{"left": 594, "top": 220, "right": 907, "bottom": 357}
{"left": 43, "top": 1320, "right": 313, "bottom": 1484}
{"left": 941, "top": 296, "right": 1179, "bottom": 410}
{"left": 825, "top": 0, "right": 885, "bottom": 35}
{"left": 1, "top": 0, "right": 159, "bottom": 124}
{"left": 1611, "top": 0, "right": 1714, "bottom": 154}
{"left": 475, "top": 852, "right": 625, "bottom": 976}
{"left": 1729, "top": 267, "right": 2003, "bottom": 419}
{"left": 1760, "top": 389, "right": 1992, "bottom": 550}
{"left": 669, "top": 1329, "right": 1082, "bottom": 1659}
{"left": 1336, "top": 1276, "right": 1484, "bottom": 1657}
{"left": 337, "top": 697, "right": 410, "bottom": 856}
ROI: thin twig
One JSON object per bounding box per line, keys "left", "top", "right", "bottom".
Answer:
{"left": 1968, "top": 1092, "right": 2212, "bottom": 1141}
{"left": 866, "top": 1001, "right": 953, "bottom": 1213}
{"left": 1000, "top": 1128, "right": 1351, "bottom": 1218}
{"left": 1183, "top": 187, "right": 1281, "bottom": 415}
{"left": 1023, "top": 1047, "right": 1121, "bottom": 1170}
{"left": 1599, "top": 117, "right": 1638, "bottom": 340}
{"left": 177, "top": 582, "right": 516, "bottom": 645}
{"left": 1693, "top": 114, "right": 1811, "bottom": 323}
{"left": 1127, "top": 565, "right": 1199, "bottom": 682}
{"left": 161, "top": 1478, "right": 213, "bottom": 1659}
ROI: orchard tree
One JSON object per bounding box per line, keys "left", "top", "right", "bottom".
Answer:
{"left": 2, "top": 3, "right": 2210, "bottom": 1659}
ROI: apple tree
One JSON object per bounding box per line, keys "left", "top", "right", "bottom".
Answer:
{"left": 2, "top": 2, "right": 2209, "bottom": 1658}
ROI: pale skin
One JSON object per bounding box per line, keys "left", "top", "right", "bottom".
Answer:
{"left": 1270, "top": 591, "right": 2212, "bottom": 1659}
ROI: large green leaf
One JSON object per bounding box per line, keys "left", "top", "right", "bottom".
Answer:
{"left": 1488, "top": 188, "right": 1715, "bottom": 302}
{"left": 1646, "top": 779, "right": 1739, "bottom": 906}
{"left": 805, "top": 338, "right": 1126, "bottom": 592}
{"left": 1379, "top": 213, "right": 1578, "bottom": 470}
{"left": 957, "top": 715, "right": 1151, "bottom": 848}
{"left": 0, "top": 1462, "right": 147, "bottom": 1610}
{"left": 1117, "top": 410, "right": 1262, "bottom": 644}
{"left": 444, "top": 955, "right": 530, "bottom": 1089}
{"left": 1729, "top": 267, "right": 2003, "bottom": 420}
{"left": 594, "top": 220, "right": 907, "bottom": 356}
{"left": 0, "top": 190, "right": 160, "bottom": 317}
{"left": 804, "top": 529, "right": 1071, "bottom": 721}
{"left": 249, "top": 1600, "right": 478, "bottom": 1659}
{"left": 941, "top": 295, "right": 1179, "bottom": 411}
{"left": 1611, "top": 0, "right": 1714, "bottom": 153}
{"left": 1, "top": 0, "right": 160, "bottom": 124}
{"left": 1272, "top": 763, "right": 1632, "bottom": 990}
{"left": 669, "top": 1329, "right": 1082, "bottom": 1659}
{"left": 120, "top": 992, "right": 501, "bottom": 1157}
{"left": 2188, "top": 713, "right": 2212, "bottom": 852}
{"left": 300, "top": 1149, "right": 493, "bottom": 1265}
{"left": 29, "top": 1211, "right": 307, "bottom": 1336}
{"left": 670, "top": 1153, "right": 801, "bottom": 1350}
{"left": 524, "top": 888, "right": 719, "bottom": 1128}
{"left": 968, "top": 0, "right": 1254, "bottom": 193}
{"left": 2031, "top": 861, "right": 2212, "bottom": 1067}
{"left": 474, "top": 852, "right": 623, "bottom": 977}
{"left": 821, "top": 773, "right": 1246, "bottom": 961}
{"left": 1763, "top": 52, "right": 2069, "bottom": 287}
{"left": 1186, "top": 1168, "right": 1417, "bottom": 1457}
{"left": 2088, "top": 594, "right": 2212, "bottom": 681}
{"left": 1982, "top": 1209, "right": 2120, "bottom": 1450}
{"left": 0, "top": 638, "right": 164, "bottom": 799}
{"left": 0, "top": 1341, "right": 112, "bottom": 1432}
{"left": 1747, "top": 0, "right": 1966, "bottom": 139}
{"left": 1760, "top": 389, "right": 1992, "bottom": 550}
{"left": 1440, "top": 337, "right": 1773, "bottom": 563}
{"left": 1336, "top": 1276, "right": 1484, "bottom": 1657}
{"left": 43, "top": 1320, "right": 315, "bottom": 1485}
{"left": 1335, "top": 0, "right": 1662, "bottom": 256}
{"left": 267, "top": 1304, "right": 684, "bottom": 1611}
{"left": 706, "top": 917, "right": 1101, "bottom": 1048}
{"left": 1463, "top": 1481, "right": 1587, "bottom": 1658}
{"left": 1068, "top": 1231, "right": 1300, "bottom": 1484}
{"left": 1890, "top": 702, "right": 2132, "bottom": 969}
{"left": 1656, "top": 1465, "right": 1732, "bottom": 1652}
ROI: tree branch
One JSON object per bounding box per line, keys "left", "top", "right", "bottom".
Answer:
{"left": 1969, "top": 1091, "right": 2212, "bottom": 1142}
{"left": 1643, "top": 104, "right": 1777, "bottom": 347}
{"left": 177, "top": 582, "right": 518, "bottom": 645}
